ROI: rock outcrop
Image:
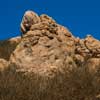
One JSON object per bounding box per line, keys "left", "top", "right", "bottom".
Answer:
{"left": 0, "top": 10, "right": 100, "bottom": 100}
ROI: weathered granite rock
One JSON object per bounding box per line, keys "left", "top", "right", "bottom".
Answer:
{"left": 21, "top": 10, "right": 40, "bottom": 34}
{"left": 0, "top": 10, "right": 100, "bottom": 100}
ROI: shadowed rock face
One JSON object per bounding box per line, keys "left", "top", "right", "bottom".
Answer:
{"left": 0, "top": 37, "right": 21, "bottom": 60}
{"left": 0, "top": 10, "right": 100, "bottom": 100}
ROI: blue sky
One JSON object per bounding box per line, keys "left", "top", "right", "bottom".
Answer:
{"left": 0, "top": 0, "right": 100, "bottom": 40}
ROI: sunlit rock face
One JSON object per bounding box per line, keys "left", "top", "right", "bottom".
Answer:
{"left": 0, "top": 10, "right": 100, "bottom": 100}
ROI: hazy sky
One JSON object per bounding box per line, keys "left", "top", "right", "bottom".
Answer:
{"left": 0, "top": 0, "right": 100, "bottom": 40}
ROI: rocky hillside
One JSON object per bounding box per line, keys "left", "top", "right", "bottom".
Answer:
{"left": 0, "top": 10, "right": 100, "bottom": 100}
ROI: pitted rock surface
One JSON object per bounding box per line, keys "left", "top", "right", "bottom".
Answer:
{"left": 10, "top": 21, "right": 75, "bottom": 76}
{"left": 75, "top": 35, "right": 100, "bottom": 59}
{"left": 0, "top": 10, "right": 100, "bottom": 100}
{"left": 21, "top": 10, "right": 40, "bottom": 34}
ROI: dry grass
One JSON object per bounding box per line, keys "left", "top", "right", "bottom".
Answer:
{"left": 0, "top": 62, "right": 99, "bottom": 100}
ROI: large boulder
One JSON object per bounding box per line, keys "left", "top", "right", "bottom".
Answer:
{"left": 20, "top": 10, "right": 41, "bottom": 34}
{"left": 9, "top": 11, "right": 81, "bottom": 100}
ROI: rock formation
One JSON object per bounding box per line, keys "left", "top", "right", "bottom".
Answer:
{"left": 0, "top": 10, "right": 100, "bottom": 100}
